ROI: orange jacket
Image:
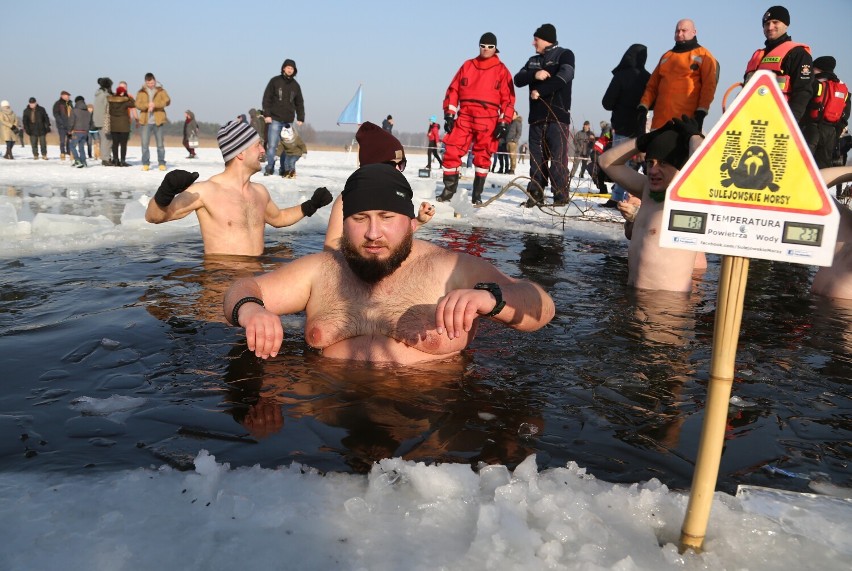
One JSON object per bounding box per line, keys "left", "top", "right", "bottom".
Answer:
{"left": 640, "top": 43, "right": 719, "bottom": 129}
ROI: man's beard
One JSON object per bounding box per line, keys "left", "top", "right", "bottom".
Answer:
{"left": 340, "top": 230, "right": 413, "bottom": 285}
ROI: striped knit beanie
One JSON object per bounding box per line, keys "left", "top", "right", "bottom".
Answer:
{"left": 218, "top": 120, "right": 260, "bottom": 163}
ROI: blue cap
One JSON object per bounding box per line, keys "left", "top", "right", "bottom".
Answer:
{"left": 430, "top": 115, "right": 437, "bottom": 123}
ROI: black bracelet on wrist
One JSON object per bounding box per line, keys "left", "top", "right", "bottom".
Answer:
{"left": 231, "top": 296, "right": 264, "bottom": 326}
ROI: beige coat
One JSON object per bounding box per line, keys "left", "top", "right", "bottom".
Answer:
{"left": 135, "top": 84, "right": 171, "bottom": 126}
{"left": 0, "top": 107, "right": 20, "bottom": 142}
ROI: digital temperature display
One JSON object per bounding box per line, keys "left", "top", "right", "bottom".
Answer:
{"left": 668, "top": 210, "right": 707, "bottom": 234}
{"left": 782, "top": 222, "right": 823, "bottom": 246}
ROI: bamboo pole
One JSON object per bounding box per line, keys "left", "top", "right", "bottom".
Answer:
{"left": 679, "top": 255, "right": 750, "bottom": 553}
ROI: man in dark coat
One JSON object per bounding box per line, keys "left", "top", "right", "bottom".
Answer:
{"left": 514, "top": 23, "right": 576, "bottom": 206}
{"left": 22, "top": 97, "right": 51, "bottom": 159}
{"left": 602, "top": 44, "right": 651, "bottom": 205}
{"left": 261, "top": 59, "right": 305, "bottom": 176}
{"left": 52, "top": 91, "right": 73, "bottom": 160}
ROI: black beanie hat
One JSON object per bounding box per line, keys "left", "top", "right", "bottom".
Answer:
{"left": 356, "top": 121, "right": 406, "bottom": 167}
{"left": 534, "top": 23, "right": 557, "bottom": 44}
{"left": 28, "top": 97, "right": 36, "bottom": 103}
{"left": 813, "top": 56, "right": 836, "bottom": 73}
{"left": 74, "top": 95, "right": 84, "bottom": 103}
{"left": 98, "top": 77, "right": 113, "bottom": 90}
{"left": 645, "top": 130, "right": 689, "bottom": 170}
{"left": 479, "top": 32, "right": 500, "bottom": 53}
{"left": 763, "top": 6, "right": 790, "bottom": 26}
{"left": 342, "top": 164, "right": 415, "bottom": 219}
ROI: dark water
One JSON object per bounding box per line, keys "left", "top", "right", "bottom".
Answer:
{"left": 1, "top": 226, "right": 849, "bottom": 495}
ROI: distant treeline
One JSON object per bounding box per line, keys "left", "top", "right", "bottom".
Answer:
{"left": 180, "top": 121, "right": 431, "bottom": 151}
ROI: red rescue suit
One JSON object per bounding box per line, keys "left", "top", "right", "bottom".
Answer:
{"left": 442, "top": 55, "right": 515, "bottom": 178}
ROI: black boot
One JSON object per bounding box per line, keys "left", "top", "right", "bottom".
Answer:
{"left": 437, "top": 174, "right": 459, "bottom": 202}
{"left": 472, "top": 176, "right": 485, "bottom": 205}
{"left": 523, "top": 183, "right": 544, "bottom": 208}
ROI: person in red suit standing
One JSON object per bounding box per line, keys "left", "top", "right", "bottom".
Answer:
{"left": 438, "top": 32, "right": 516, "bottom": 205}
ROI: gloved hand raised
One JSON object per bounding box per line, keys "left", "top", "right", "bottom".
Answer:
{"left": 693, "top": 110, "right": 707, "bottom": 131}
{"left": 636, "top": 106, "right": 649, "bottom": 136}
{"left": 444, "top": 113, "right": 455, "bottom": 134}
{"left": 493, "top": 122, "right": 508, "bottom": 140}
{"left": 154, "top": 169, "right": 199, "bottom": 207}
{"left": 300, "top": 187, "right": 333, "bottom": 217}
{"left": 672, "top": 114, "right": 704, "bottom": 141}
{"left": 635, "top": 120, "right": 676, "bottom": 153}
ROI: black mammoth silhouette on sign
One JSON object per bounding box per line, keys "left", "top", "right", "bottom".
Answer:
{"left": 720, "top": 145, "right": 780, "bottom": 192}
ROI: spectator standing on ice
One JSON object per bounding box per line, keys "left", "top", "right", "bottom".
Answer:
{"left": 22, "top": 97, "right": 50, "bottom": 160}
{"left": 602, "top": 43, "right": 651, "bottom": 206}
{"left": 183, "top": 110, "right": 199, "bottom": 159}
{"left": 426, "top": 116, "right": 443, "bottom": 169}
{"left": 505, "top": 111, "right": 522, "bottom": 174}
{"left": 108, "top": 84, "right": 136, "bottom": 167}
{"left": 801, "top": 55, "right": 850, "bottom": 169}
{"left": 68, "top": 96, "right": 91, "bottom": 168}
{"left": 262, "top": 59, "right": 304, "bottom": 176}
{"left": 438, "top": 32, "right": 515, "bottom": 206}
{"left": 514, "top": 23, "right": 575, "bottom": 206}
{"left": 135, "top": 73, "right": 171, "bottom": 171}
{"left": 53, "top": 91, "right": 73, "bottom": 161}
{"left": 0, "top": 101, "right": 20, "bottom": 159}
{"left": 638, "top": 19, "right": 718, "bottom": 132}
{"left": 93, "top": 78, "right": 113, "bottom": 165}
{"left": 744, "top": 5, "right": 813, "bottom": 125}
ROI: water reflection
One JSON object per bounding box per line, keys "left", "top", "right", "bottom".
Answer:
{"left": 221, "top": 343, "right": 545, "bottom": 473}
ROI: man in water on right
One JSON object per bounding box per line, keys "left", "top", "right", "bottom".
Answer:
{"left": 811, "top": 167, "right": 852, "bottom": 299}
{"left": 599, "top": 117, "right": 706, "bottom": 292}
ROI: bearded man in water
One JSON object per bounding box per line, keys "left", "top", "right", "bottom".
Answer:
{"left": 224, "top": 163, "right": 555, "bottom": 363}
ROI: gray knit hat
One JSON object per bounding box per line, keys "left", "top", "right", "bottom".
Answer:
{"left": 217, "top": 120, "right": 260, "bottom": 163}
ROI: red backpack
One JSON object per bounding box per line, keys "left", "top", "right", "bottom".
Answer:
{"left": 809, "top": 78, "right": 849, "bottom": 123}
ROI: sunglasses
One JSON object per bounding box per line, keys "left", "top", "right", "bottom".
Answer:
{"left": 479, "top": 44, "right": 496, "bottom": 50}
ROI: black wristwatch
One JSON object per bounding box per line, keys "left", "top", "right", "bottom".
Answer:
{"left": 474, "top": 282, "right": 506, "bottom": 317}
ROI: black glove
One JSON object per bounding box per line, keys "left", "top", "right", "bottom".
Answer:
{"left": 444, "top": 113, "right": 455, "bottom": 134}
{"left": 493, "top": 122, "right": 508, "bottom": 140}
{"left": 300, "top": 187, "right": 333, "bottom": 217}
{"left": 154, "top": 169, "right": 199, "bottom": 207}
{"left": 11, "top": 125, "right": 18, "bottom": 134}
{"left": 672, "top": 114, "right": 703, "bottom": 140}
{"left": 693, "top": 110, "right": 707, "bottom": 131}
{"left": 636, "top": 106, "right": 648, "bottom": 136}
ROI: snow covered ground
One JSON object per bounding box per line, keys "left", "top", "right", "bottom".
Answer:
{"left": 0, "top": 145, "right": 849, "bottom": 570}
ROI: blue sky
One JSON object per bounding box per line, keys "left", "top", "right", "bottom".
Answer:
{"left": 8, "top": 0, "right": 851, "bottom": 137}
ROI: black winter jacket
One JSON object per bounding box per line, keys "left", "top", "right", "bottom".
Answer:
{"left": 602, "top": 44, "right": 650, "bottom": 137}
{"left": 514, "top": 44, "right": 575, "bottom": 125}
{"left": 262, "top": 74, "right": 304, "bottom": 123}
{"left": 23, "top": 104, "right": 51, "bottom": 136}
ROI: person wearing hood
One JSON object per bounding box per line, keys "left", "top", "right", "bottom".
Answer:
{"left": 602, "top": 44, "right": 651, "bottom": 206}
{"left": 262, "top": 59, "right": 305, "bottom": 176}
{"left": 0, "top": 101, "right": 21, "bottom": 160}
{"left": 638, "top": 19, "right": 719, "bottom": 133}
{"left": 22, "top": 97, "right": 51, "bottom": 160}
{"left": 135, "top": 72, "right": 171, "bottom": 171}
{"left": 68, "top": 96, "right": 91, "bottom": 167}
{"left": 183, "top": 110, "right": 199, "bottom": 159}
{"left": 513, "top": 24, "right": 576, "bottom": 206}
{"left": 437, "top": 32, "right": 516, "bottom": 206}
{"left": 275, "top": 123, "right": 307, "bottom": 178}
{"left": 744, "top": 6, "right": 814, "bottom": 124}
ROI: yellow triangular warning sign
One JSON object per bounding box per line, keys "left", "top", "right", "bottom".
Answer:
{"left": 670, "top": 71, "right": 831, "bottom": 215}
